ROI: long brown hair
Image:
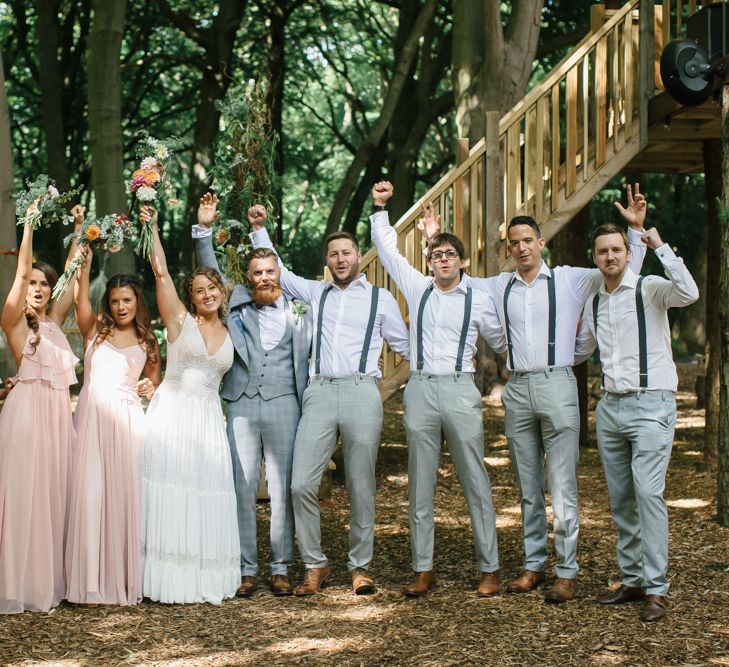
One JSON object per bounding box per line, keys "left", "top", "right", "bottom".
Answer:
{"left": 183, "top": 267, "right": 228, "bottom": 321}
{"left": 96, "top": 274, "right": 158, "bottom": 365}
{"left": 25, "top": 262, "right": 59, "bottom": 354}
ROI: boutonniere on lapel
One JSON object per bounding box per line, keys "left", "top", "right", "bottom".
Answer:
{"left": 291, "top": 300, "right": 308, "bottom": 323}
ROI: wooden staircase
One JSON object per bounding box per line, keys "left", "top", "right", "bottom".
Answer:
{"left": 365, "top": 0, "right": 719, "bottom": 401}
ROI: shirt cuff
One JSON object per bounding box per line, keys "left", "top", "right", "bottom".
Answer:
{"left": 249, "top": 227, "right": 268, "bottom": 244}
{"left": 191, "top": 225, "right": 212, "bottom": 239}
{"left": 654, "top": 243, "right": 677, "bottom": 263}
{"left": 369, "top": 210, "right": 390, "bottom": 228}
{"left": 626, "top": 226, "right": 644, "bottom": 243}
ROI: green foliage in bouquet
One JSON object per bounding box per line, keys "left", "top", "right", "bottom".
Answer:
{"left": 211, "top": 75, "right": 279, "bottom": 285}
{"left": 15, "top": 174, "right": 80, "bottom": 229}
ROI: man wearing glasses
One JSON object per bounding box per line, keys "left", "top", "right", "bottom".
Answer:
{"left": 370, "top": 181, "right": 506, "bottom": 597}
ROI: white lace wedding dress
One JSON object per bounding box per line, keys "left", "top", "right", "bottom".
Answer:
{"left": 141, "top": 313, "right": 240, "bottom": 604}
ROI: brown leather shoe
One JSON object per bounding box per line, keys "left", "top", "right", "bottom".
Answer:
{"left": 295, "top": 567, "right": 331, "bottom": 596}
{"left": 477, "top": 571, "right": 500, "bottom": 597}
{"left": 640, "top": 594, "right": 667, "bottom": 622}
{"left": 506, "top": 570, "right": 545, "bottom": 593}
{"left": 236, "top": 576, "right": 257, "bottom": 598}
{"left": 544, "top": 577, "right": 578, "bottom": 603}
{"left": 271, "top": 574, "right": 293, "bottom": 597}
{"left": 403, "top": 571, "right": 437, "bottom": 597}
{"left": 598, "top": 585, "right": 645, "bottom": 605}
{"left": 351, "top": 568, "right": 375, "bottom": 595}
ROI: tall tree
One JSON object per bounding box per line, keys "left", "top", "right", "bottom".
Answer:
{"left": 0, "top": 45, "right": 17, "bottom": 378}
{"left": 453, "top": 0, "right": 544, "bottom": 141}
{"left": 155, "top": 0, "right": 248, "bottom": 265}
{"left": 87, "top": 0, "right": 133, "bottom": 276}
{"left": 718, "top": 87, "right": 729, "bottom": 526}
{"left": 321, "top": 0, "right": 438, "bottom": 241}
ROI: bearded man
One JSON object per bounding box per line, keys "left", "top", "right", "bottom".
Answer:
{"left": 193, "top": 193, "right": 313, "bottom": 598}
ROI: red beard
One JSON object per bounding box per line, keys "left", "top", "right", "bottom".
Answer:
{"left": 252, "top": 283, "right": 282, "bottom": 306}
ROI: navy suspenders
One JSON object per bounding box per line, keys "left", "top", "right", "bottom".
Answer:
{"left": 592, "top": 276, "right": 647, "bottom": 389}
{"left": 314, "top": 284, "right": 380, "bottom": 376}
{"left": 503, "top": 267, "right": 556, "bottom": 371}
{"left": 416, "top": 283, "right": 473, "bottom": 373}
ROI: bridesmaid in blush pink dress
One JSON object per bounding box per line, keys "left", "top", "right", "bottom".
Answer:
{"left": 0, "top": 211, "right": 84, "bottom": 614}
{"left": 65, "top": 250, "right": 161, "bottom": 606}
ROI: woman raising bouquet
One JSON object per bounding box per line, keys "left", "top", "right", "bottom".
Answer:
{"left": 0, "top": 206, "right": 84, "bottom": 613}
{"left": 65, "top": 244, "right": 161, "bottom": 606}
{"left": 140, "top": 206, "right": 240, "bottom": 604}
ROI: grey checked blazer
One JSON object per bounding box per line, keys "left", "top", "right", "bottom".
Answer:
{"left": 195, "top": 234, "right": 312, "bottom": 406}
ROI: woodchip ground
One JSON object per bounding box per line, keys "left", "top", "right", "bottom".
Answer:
{"left": 1, "top": 363, "right": 727, "bottom": 667}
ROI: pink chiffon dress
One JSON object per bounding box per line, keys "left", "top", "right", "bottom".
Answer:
{"left": 0, "top": 320, "right": 78, "bottom": 613}
{"left": 65, "top": 338, "right": 147, "bottom": 605}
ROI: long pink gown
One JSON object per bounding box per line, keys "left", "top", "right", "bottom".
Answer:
{"left": 0, "top": 320, "right": 78, "bottom": 613}
{"left": 65, "top": 338, "right": 147, "bottom": 605}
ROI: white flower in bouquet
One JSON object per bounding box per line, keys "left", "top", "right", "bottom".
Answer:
{"left": 136, "top": 186, "right": 157, "bottom": 202}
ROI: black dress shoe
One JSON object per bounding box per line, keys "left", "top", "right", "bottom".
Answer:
{"left": 597, "top": 585, "right": 645, "bottom": 605}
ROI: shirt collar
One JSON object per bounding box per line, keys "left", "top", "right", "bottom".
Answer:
{"left": 599, "top": 267, "right": 638, "bottom": 295}
{"left": 429, "top": 273, "right": 471, "bottom": 295}
{"left": 330, "top": 273, "right": 368, "bottom": 292}
{"left": 513, "top": 260, "right": 550, "bottom": 286}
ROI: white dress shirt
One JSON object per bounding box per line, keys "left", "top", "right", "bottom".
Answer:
{"left": 371, "top": 212, "right": 505, "bottom": 374}
{"left": 574, "top": 244, "right": 699, "bottom": 392}
{"left": 192, "top": 225, "right": 286, "bottom": 350}
{"left": 469, "top": 226, "right": 647, "bottom": 372}
{"left": 249, "top": 227, "right": 409, "bottom": 378}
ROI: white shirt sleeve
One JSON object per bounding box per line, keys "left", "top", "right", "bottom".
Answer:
{"left": 476, "top": 293, "right": 507, "bottom": 354}
{"left": 651, "top": 244, "right": 700, "bottom": 309}
{"left": 573, "top": 301, "right": 597, "bottom": 366}
{"left": 379, "top": 289, "right": 410, "bottom": 361}
{"left": 191, "top": 224, "right": 213, "bottom": 239}
{"left": 249, "top": 227, "right": 320, "bottom": 302}
{"left": 370, "top": 211, "right": 429, "bottom": 300}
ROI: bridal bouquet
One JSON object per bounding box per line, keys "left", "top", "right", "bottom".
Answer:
{"left": 15, "top": 174, "right": 80, "bottom": 229}
{"left": 52, "top": 213, "right": 134, "bottom": 299}
{"left": 129, "top": 133, "right": 182, "bottom": 257}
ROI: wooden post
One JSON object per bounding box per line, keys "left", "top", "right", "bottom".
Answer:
{"left": 638, "top": 0, "right": 655, "bottom": 150}
{"left": 454, "top": 137, "right": 470, "bottom": 248}
{"left": 483, "top": 111, "right": 501, "bottom": 277}
{"left": 717, "top": 84, "right": 729, "bottom": 526}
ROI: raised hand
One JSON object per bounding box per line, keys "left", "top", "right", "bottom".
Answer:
{"left": 247, "top": 204, "right": 267, "bottom": 231}
{"left": 640, "top": 227, "right": 664, "bottom": 250}
{"left": 140, "top": 205, "right": 158, "bottom": 227}
{"left": 614, "top": 183, "right": 646, "bottom": 229}
{"left": 71, "top": 204, "right": 85, "bottom": 228}
{"left": 416, "top": 201, "right": 440, "bottom": 244}
{"left": 197, "top": 192, "right": 220, "bottom": 228}
{"left": 372, "top": 181, "right": 393, "bottom": 207}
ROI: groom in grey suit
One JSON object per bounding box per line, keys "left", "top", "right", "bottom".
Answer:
{"left": 193, "top": 194, "right": 312, "bottom": 597}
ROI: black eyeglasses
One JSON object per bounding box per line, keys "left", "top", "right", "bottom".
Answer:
{"left": 430, "top": 249, "right": 459, "bottom": 262}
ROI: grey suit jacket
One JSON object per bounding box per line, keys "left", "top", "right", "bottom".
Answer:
{"left": 195, "top": 233, "right": 312, "bottom": 406}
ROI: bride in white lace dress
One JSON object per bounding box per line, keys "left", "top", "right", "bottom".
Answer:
{"left": 141, "top": 207, "right": 239, "bottom": 604}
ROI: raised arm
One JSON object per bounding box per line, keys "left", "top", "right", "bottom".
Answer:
{"left": 1, "top": 222, "right": 34, "bottom": 359}
{"left": 248, "top": 208, "right": 319, "bottom": 302}
{"left": 74, "top": 245, "right": 97, "bottom": 345}
{"left": 49, "top": 204, "right": 85, "bottom": 326}
{"left": 643, "top": 228, "right": 699, "bottom": 308}
{"left": 193, "top": 192, "right": 224, "bottom": 275}
{"left": 369, "top": 181, "right": 430, "bottom": 299}
{"left": 144, "top": 206, "right": 187, "bottom": 340}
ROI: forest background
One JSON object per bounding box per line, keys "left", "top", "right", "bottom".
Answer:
{"left": 0, "top": 0, "right": 709, "bottom": 389}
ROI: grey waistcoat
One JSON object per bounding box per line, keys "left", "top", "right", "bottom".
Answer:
{"left": 242, "top": 305, "right": 296, "bottom": 400}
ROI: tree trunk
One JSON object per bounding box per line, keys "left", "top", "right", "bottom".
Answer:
{"left": 704, "top": 139, "right": 721, "bottom": 466}
{"left": 178, "top": 0, "right": 247, "bottom": 268}
{"left": 716, "top": 86, "right": 729, "bottom": 527}
{"left": 322, "top": 0, "right": 438, "bottom": 242}
{"left": 0, "top": 46, "right": 17, "bottom": 378}
{"left": 551, "top": 204, "right": 590, "bottom": 447}
{"left": 87, "top": 0, "right": 134, "bottom": 277}
{"left": 36, "top": 0, "right": 72, "bottom": 266}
